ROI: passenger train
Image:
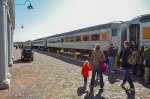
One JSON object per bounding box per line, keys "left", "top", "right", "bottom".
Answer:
{"left": 32, "top": 14, "right": 150, "bottom": 55}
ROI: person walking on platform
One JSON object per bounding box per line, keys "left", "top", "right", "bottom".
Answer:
{"left": 132, "top": 47, "right": 138, "bottom": 75}
{"left": 144, "top": 46, "right": 150, "bottom": 84}
{"left": 121, "top": 41, "right": 135, "bottom": 91}
{"left": 108, "top": 44, "right": 115, "bottom": 73}
{"left": 81, "top": 60, "right": 92, "bottom": 88}
{"left": 118, "top": 50, "right": 123, "bottom": 68}
{"left": 136, "top": 46, "right": 145, "bottom": 77}
{"left": 89, "top": 44, "right": 106, "bottom": 91}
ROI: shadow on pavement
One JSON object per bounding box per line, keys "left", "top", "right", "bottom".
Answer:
{"left": 84, "top": 89, "right": 105, "bottom": 99}
{"left": 34, "top": 50, "right": 83, "bottom": 67}
{"left": 132, "top": 75, "right": 150, "bottom": 89}
{"left": 34, "top": 50, "right": 150, "bottom": 89}
{"left": 104, "top": 70, "right": 150, "bottom": 89}
{"left": 77, "top": 86, "right": 88, "bottom": 96}
{"left": 107, "top": 72, "right": 120, "bottom": 84}
{"left": 13, "top": 59, "right": 32, "bottom": 64}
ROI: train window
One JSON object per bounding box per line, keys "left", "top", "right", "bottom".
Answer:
{"left": 57, "top": 40, "right": 61, "bottom": 43}
{"left": 65, "top": 37, "right": 69, "bottom": 42}
{"left": 112, "top": 28, "right": 117, "bottom": 36}
{"left": 143, "top": 28, "right": 150, "bottom": 39}
{"left": 91, "top": 34, "right": 99, "bottom": 41}
{"left": 140, "top": 15, "right": 150, "bottom": 23}
{"left": 100, "top": 32, "right": 109, "bottom": 41}
{"left": 61, "top": 39, "right": 64, "bottom": 42}
{"left": 83, "top": 35, "right": 89, "bottom": 41}
{"left": 76, "top": 36, "right": 81, "bottom": 42}
{"left": 52, "top": 41, "right": 54, "bottom": 43}
{"left": 70, "top": 37, "right": 75, "bottom": 42}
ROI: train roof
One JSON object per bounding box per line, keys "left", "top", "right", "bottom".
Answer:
{"left": 46, "top": 21, "right": 124, "bottom": 39}
{"left": 128, "top": 14, "right": 150, "bottom": 24}
{"left": 32, "top": 37, "right": 46, "bottom": 42}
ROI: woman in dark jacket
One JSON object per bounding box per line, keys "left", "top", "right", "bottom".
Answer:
{"left": 89, "top": 44, "right": 106, "bottom": 90}
{"left": 121, "top": 41, "right": 135, "bottom": 91}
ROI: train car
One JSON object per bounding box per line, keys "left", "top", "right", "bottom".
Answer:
{"left": 31, "top": 14, "right": 150, "bottom": 56}
{"left": 32, "top": 38, "right": 45, "bottom": 49}
{"left": 45, "top": 21, "right": 127, "bottom": 55}
{"left": 127, "top": 14, "right": 150, "bottom": 49}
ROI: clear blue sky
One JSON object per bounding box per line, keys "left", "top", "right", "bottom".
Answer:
{"left": 14, "top": 0, "right": 150, "bottom": 42}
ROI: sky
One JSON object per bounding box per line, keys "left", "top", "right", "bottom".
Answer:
{"left": 14, "top": 0, "right": 150, "bottom": 42}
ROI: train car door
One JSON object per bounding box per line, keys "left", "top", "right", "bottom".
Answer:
{"left": 129, "top": 24, "right": 140, "bottom": 48}
{"left": 111, "top": 28, "right": 119, "bottom": 51}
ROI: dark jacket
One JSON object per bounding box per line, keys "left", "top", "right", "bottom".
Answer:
{"left": 119, "top": 50, "right": 123, "bottom": 59}
{"left": 144, "top": 47, "right": 150, "bottom": 67}
{"left": 130, "top": 44, "right": 135, "bottom": 51}
{"left": 137, "top": 50, "right": 144, "bottom": 65}
{"left": 121, "top": 47, "right": 133, "bottom": 69}
{"left": 108, "top": 47, "right": 115, "bottom": 57}
{"left": 145, "top": 59, "right": 150, "bottom": 67}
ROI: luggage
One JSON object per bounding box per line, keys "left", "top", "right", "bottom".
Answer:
{"left": 127, "top": 54, "right": 137, "bottom": 65}
{"left": 99, "top": 61, "right": 107, "bottom": 72}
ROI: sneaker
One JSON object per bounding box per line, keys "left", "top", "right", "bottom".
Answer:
{"left": 121, "top": 84, "right": 125, "bottom": 88}
{"left": 128, "top": 88, "right": 135, "bottom": 91}
{"left": 100, "top": 87, "right": 103, "bottom": 90}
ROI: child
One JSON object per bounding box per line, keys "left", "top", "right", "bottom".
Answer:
{"left": 81, "top": 60, "right": 92, "bottom": 87}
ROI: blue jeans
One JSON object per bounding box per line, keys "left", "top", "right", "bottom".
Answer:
{"left": 90, "top": 68, "right": 104, "bottom": 88}
{"left": 84, "top": 77, "right": 87, "bottom": 86}
{"left": 122, "top": 69, "right": 134, "bottom": 88}
{"left": 108, "top": 56, "right": 114, "bottom": 72}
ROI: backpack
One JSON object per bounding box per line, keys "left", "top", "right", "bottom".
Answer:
{"left": 127, "top": 53, "right": 137, "bottom": 66}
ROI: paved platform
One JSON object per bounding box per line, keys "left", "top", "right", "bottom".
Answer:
{"left": 0, "top": 49, "right": 150, "bottom": 99}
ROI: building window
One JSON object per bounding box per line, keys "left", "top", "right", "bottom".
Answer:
{"left": 91, "top": 34, "right": 99, "bottom": 41}
{"left": 83, "top": 35, "right": 89, "bottom": 41}
{"left": 112, "top": 28, "right": 117, "bottom": 36}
